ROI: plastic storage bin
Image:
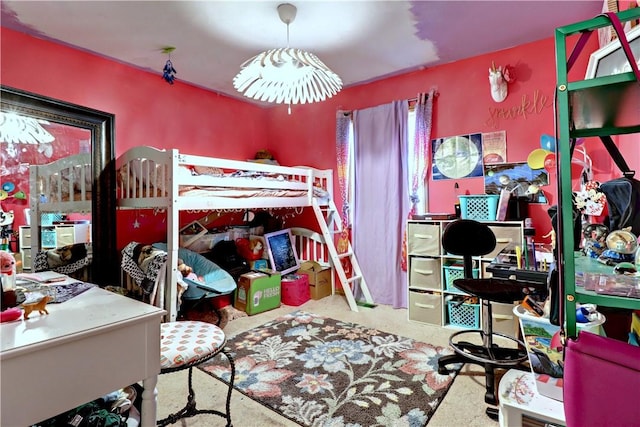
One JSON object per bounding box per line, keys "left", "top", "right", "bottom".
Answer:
{"left": 447, "top": 300, "right": 480, "bottom": 328}
{"left": 443, "top": 264, "right": 479, "bottom": 292}
{"left": 459, "top": 194, "right": 499, "bottom": 221}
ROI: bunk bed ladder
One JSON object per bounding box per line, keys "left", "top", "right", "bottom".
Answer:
{"left": 312, "top": 199, "right": 375, "bottom": 312}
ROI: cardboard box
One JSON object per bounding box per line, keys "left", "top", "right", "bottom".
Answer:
{"left": 298, "top": 261, "right": 332, "bottom": 300}
{"left": 281, "top": 274, "right": 310, "bottom": 306}
{"left": 234, "top": 270, "right": 281, "bottom": 315}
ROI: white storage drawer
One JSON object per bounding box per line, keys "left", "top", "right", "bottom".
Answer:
{"left": 407, "top": 223, "right": 440, "bottom": 256}
{"left": 55, "top": 224, "right": 91, "bottom": 247}
{"left": 487, "top": 225, "right": 522, "bottom": 259}
{"left": 20, "top": 249, "right": 32, "bottom": 270}
{"left": 409, "top": 257, "right": 441, "bottom": 289}
{"left": 19, "top": 226, "right": 31, "bottom": 247}
{"left": 56, "top": 226, "right": 76, "bottom": 247}
{"left": 408, "top": 290, "right": 442, "bottom": 326}
{"left": 492, "top": 302, "right": 518, "bottom": 337}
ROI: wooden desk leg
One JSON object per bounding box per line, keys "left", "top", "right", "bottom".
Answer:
{"left": 140, "top": 375, "right": 158, "bottom": 427}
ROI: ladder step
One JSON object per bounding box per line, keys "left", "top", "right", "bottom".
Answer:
{"left": 347, "top": 275, "right": 362, "bottom": 284}
{"left": 338, "top": 251, "right": 353, "bottom": 259}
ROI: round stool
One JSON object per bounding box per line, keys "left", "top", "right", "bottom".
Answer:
{"left": 158, "top": 321, "right": 235, "bottom": 427}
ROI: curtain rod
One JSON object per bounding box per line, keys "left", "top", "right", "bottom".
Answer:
{"left": 339, "top": 90, "right": 438, "bottom": 115}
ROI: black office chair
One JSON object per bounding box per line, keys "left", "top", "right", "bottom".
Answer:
{"left": 437, "top": 219, "right": 544, "bottom": 419}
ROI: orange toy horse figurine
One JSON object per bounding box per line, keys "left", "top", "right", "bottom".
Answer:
{"left": 22, "top": 295, "right": 52, "bottom": 319}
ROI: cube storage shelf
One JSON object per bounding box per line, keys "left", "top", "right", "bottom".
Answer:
{"left": 406, "top": 219, "right": 524, "bottom": 333}
{"left": 19, "top": 223, "right": 91, "bottom": 271}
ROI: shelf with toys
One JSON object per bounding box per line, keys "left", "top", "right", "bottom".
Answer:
{"left": 554, "top": 9, "right": 640, "bottom": 339}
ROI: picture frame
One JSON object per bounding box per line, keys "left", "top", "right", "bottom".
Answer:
{"left": 585, "top": 25, "right": 640, "bottom": 79}
{"left": 264, "top": 228, "right": 300, "bottom": 275}
{"left": 496, "top": 189, "right": 511, "bottom": 221}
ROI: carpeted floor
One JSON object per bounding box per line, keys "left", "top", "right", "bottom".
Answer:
{"left": 156, "top": 295, "right": 502, "bottom": 426}
{"left": 199, "top": 310, "right": 459, "bottom": 426}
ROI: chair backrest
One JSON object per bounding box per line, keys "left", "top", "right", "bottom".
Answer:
{"left": 442, "top": 219, "right": 496, "bottom": 278}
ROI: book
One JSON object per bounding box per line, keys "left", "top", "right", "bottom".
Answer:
{"left": 412, "top": 213, "right": 456, "bottom": 220}
{"left": 18, "top": 271, "right": 69, "bottom": 283}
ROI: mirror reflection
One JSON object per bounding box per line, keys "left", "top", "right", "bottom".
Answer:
{"left": 0, "top": 86, "right": 116, "bottom": 285}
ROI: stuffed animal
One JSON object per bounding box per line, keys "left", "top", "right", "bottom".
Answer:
{"left": 0, "top": 250, "right": 15, "bottom": 276}
{"left": 177, "top": 258, "right": 193, "bottom": 277}
{"left": 1, "top": 250, "right": 16, "bottom": 291}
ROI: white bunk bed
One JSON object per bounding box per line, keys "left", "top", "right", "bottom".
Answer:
{"left": 115, "top": 146, "right": 334, "bottom": 320}
{"left": 28, "top": 153, "right": 92, "bottom": 253}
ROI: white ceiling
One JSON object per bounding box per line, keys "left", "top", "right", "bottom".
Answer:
{"left": 1, "top": 1, "right": 604, "bottom": 104}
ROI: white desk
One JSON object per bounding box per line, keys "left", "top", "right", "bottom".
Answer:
{"left": 1, "top": 287, "right": 165, "bottom": 427}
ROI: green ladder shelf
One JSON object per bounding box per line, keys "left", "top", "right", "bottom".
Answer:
{"left": 555, "top": 9, "right": 640, "bottom": 339}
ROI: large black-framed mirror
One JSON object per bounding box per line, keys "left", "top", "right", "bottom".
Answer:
{"left": 0, "top": 85, "right": 116, "bottom": 285}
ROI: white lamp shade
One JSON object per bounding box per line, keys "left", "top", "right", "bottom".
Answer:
{"left": 233, "top": 47, "right": 342, "bottom": 104}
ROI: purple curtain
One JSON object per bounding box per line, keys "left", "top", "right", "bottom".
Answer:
{"left": 353, "top": 101, "right": 409, "bottom": 308}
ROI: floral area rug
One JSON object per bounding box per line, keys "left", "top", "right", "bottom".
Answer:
{"left": 199, "top": 310, "right": 460, "bottom": 426}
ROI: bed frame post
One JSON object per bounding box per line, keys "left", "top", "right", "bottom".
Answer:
{"left": 165, "top": 149, "right": 180, "bottom": 321}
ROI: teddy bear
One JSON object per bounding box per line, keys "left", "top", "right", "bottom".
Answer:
{"left": 177, "top": 258, "right": 203, "bottom": 282}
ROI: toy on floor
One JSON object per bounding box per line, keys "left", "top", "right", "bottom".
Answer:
{"left": 22, "top": 295, "right": 52, "bottom": 319}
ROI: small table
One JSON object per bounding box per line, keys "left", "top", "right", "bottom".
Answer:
{"left": 1, "top": 287, "right": 165, "bottom": 427}
{"left": 498, "top": 369, "right": 566, "bottom": 427}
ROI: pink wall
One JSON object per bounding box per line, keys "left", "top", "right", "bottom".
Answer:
{"left": 265, "top": 35, "right": 609, "bottom": 240}
{"left": 2, "top": 26, "right": 637, "bottom": 249}
{"left": 1, "top": 29, "right": 270, "bottom": 158}
{"left": 1, "top": 28, "right": 270, "bottom": 247}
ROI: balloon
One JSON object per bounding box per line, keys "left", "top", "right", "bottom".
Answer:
{"left": 540, "top": 134, "right": 557, "bottom": 152}
{"left": 13, "top": 191, "right": 26, "bottom": 200}
{"left": 0, "top": 190, "right": 7, "bottom": 201}
{"left": 2, "top": 182, "right": 15, "bottom": 192}
{"left": 544, "top": 153, "right": 556, "bottom": 172}
{"left": 527, "top": 148, "right": 551, "bottom": 170}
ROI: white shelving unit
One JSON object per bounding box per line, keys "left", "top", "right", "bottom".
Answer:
{"left": 19, "top": 223, "right": 91, "bottom": 271}
{"left": 406, "top": 219, "right": 524, "bottom": 334}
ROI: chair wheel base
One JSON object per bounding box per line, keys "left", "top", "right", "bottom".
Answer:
{"left": 448, "top": 330, "right": 528, "bottom": 367}
{"left": 486, "top": 406, "right": 499, "bottom": 420}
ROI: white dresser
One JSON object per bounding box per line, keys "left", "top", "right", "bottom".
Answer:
{"left": 0, "top": 287, "right": 165, "bottom": 426}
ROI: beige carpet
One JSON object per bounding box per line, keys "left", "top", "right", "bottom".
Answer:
{"left": 157, "top": 295, "right": 500, "bottom": 426}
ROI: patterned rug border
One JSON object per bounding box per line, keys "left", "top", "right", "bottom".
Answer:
{"left": 199, "top": 310, "right": 461, "bottom": 426}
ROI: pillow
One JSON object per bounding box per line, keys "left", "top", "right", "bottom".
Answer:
{"left": 152, "top": 243, "right": 236, "bottom": 295}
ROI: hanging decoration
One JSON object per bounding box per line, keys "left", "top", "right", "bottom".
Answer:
{"left": 0, "top": 112, "right": 55, "bottom": 145}
{"left": 488, "top": 61, "right": 515, "bottom": 103}
{"left": 233, "top": 3, "right": 342, "bottom": 111}
{"left": 161, "top": 46, "right": 177, "bottom": 85}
